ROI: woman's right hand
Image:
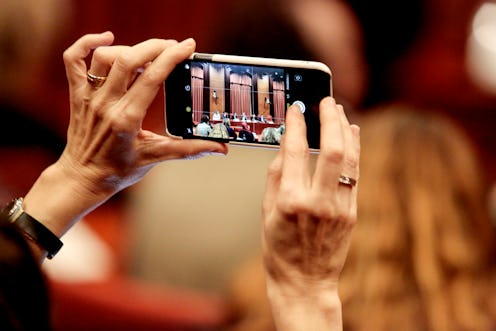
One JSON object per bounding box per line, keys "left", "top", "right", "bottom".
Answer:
{"left": 261, "top": 97, "right": 360, "bottom": 331}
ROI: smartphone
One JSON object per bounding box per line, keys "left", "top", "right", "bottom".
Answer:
{"left": 164, "top": 53, "right": 332, "bottom": 150}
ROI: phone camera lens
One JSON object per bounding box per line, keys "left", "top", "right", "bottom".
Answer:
{"left": 185, "top": 85, "right": 191, "bottom": 91}
{"left": 294, "top": 74, "right": 303, "bottom": 82}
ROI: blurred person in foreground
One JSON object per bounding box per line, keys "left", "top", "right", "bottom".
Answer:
{"left": 225, "top": 105, "right": 496, "bottom": 331}
{"left": 339, "top": 106, "right": 496, "bottom": 331}
{"left": 0, "top": 0, "right": 71, "bottom": 199}
{"left": 206, "top": 0, "right": 368, "bottom": 112}
{"left": 0, "top": 32, "right": 360, "bottom": 331}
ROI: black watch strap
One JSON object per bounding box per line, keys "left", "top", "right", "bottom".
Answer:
{"left": 1, "top": 198, "right": 63, "bottom": 259}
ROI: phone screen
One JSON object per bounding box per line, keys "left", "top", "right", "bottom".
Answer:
{"left": 165, "top": 56, "right": 332, "bottom": 150}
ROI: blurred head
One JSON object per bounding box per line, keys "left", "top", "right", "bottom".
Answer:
{"left": 223, "top": 118, "right": 231, "bottom": 127}
{"left": 206, "top": 0, "right": 368, "bottom": 109}
{"left": 0, "top": 0, "right": 71, "bottom": 100}
{"left": 340, "top": 105, "right": 496, "bottom": 331}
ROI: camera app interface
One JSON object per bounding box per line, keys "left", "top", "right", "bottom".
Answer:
{"left": 166, "top": 60, "right": 330, "bottom": 149}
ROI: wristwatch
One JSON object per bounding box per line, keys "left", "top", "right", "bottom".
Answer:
{"left": 0, "top": 197, "right": 63, "bottom": 259}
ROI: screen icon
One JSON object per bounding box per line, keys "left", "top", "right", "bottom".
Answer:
{"left": 292, "top": 100, "right": 306, "bottom": 114}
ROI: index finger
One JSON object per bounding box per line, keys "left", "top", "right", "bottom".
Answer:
{"left": 123, "top": 38, "right": 196, "bottom": 115}
{"left": 312, "top": 97, "right": 345, "bottom": 193}
{"left": 279, "top": 104, "right": 311, "bottom": 193}
{"left": 63, "top": 32, "right": 115, "bottom": 91}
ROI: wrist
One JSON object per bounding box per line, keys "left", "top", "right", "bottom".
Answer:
{"left": 265, "top": 276, "right": 343, "bottom": 331}
{"left": 0, "top": 197, "right": 63, "bottom": 260}
{"left": 22, "top": 160, "right": 112, "bottom": 238}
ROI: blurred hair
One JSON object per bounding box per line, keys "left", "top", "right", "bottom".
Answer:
{"left": 205, "top": 0, "right": 367, "bottom": 109}
{"left": 224, "top": 104, "right": 496, "bottom": 331}
{"left": 209, "top": 123, "right": 229, "bottom": 139}
{"left": 340, "top": 105, "right": 496, "bottom": 331}
{"left": 260, "top": 125, "right": 284, "bottom": 144}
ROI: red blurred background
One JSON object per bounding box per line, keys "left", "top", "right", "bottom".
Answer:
{"left": 39, "top": 0, "right": 495, "bottom": 179}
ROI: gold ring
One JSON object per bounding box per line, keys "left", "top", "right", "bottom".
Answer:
{"left": 87, "top": 72, "right": 107, "bottom": 88}
{"left": 338, "top": 175, "right": 357, "bottom": 187}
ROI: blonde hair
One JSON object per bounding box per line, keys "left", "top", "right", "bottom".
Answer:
{"left": 209, "top": 123, "right": 229, "bottom": 139}
{"left": 340, "top": 105, "right": 496, "bottom": 331}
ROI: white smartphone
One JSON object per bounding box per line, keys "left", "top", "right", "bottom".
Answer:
{"left": 164, "top": 53, "right": 332, "bottom": 150}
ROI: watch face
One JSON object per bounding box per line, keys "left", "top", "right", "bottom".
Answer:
{"left": 1, "top": 198, "right": 23, "bottom": 221}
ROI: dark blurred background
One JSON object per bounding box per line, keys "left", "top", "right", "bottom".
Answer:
{"left": 1, "top": 1, "right": 496, "bottom": 330}
{"left": 34, "top": 0, "right": 496, "bottom": 179}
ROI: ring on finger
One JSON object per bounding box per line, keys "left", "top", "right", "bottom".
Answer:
{"left": 87, "top": 72, "right": 107, "bottom": 88}
{"left": 338, "top": 174, "right": 357, "bottom": 187}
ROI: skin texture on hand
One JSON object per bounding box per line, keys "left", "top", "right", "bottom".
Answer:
{"left": 20, "top": 32, "right": 228, "bottom": 261}
{"left": 262, "top": 97, "right": 360, "bottom": 331}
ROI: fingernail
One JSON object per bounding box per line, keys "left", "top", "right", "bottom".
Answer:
{"left": 101, "top": 31, "right": 113, "bottom": 38}
{"left": 181, "top": 38, "right": 195, "bottom": 47}
{"left": 325, "top": 96, "right": 336, "bottom": 106}
{"left": 292, "top": 100, "right": 306, "bottom": 113}
{"left": 351, "top": 124, "right": 360, "bottom": 137}
{"left": 321, "top": 97, "right": 338, "bottom": 112}
{"left": 208, "top": 152, "right": 227, "bottom": 157}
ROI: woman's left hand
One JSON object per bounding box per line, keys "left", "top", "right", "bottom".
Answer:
{"left": 23, "top": 32, "right": 227, "bottom": 240}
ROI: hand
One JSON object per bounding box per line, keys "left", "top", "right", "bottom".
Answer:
{"left": 261, "top": 97, "right": 360, "bottom": 331}
{"left": 22, "top": 32, "right": 228, "bottom": 247}
{"left": 62, "top": 32, "right": 227, "bottom": 195}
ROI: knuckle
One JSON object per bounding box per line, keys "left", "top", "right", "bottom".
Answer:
{"left": 106, "top": 111, "right": 134, "bottom": 134}
{"left": 88, "top": 96, "right": 108, "bottom": 118}
{"left": 307, "top": 194, "right": 356, "bottom": 227}
{"left": 285, "top": 144, "right": 310, "bottom": 163}
{"left": 312, "top": 203, "right": 335, "bottom": 221}
{"left": 320, "top": 146, "right": 345, "bottom": 165}
{"left": 140, "top": 67, "right": 163, "bottom": 86}
{"left": 316, "top": 204, "right": 332, "bottom": 218}
{"left": 345, "top": 153, "right": 359, "bottom": 170}
{"left": 266, "top": 161, "right": 281, "bottom": 178}
{"left": 92, "top": 47, "right": 108, "bottom": 63}
{"left": 277, "top": 187, "right": 308, "bottom": 214}
{"left": 114, "top": 50, "right": 138, "bottom": 71}
{"left": 107, "top": 113, "right": 123, "bottom": 129}
{"left": 62, "top": 48, "right": 75, "bottom": 65}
